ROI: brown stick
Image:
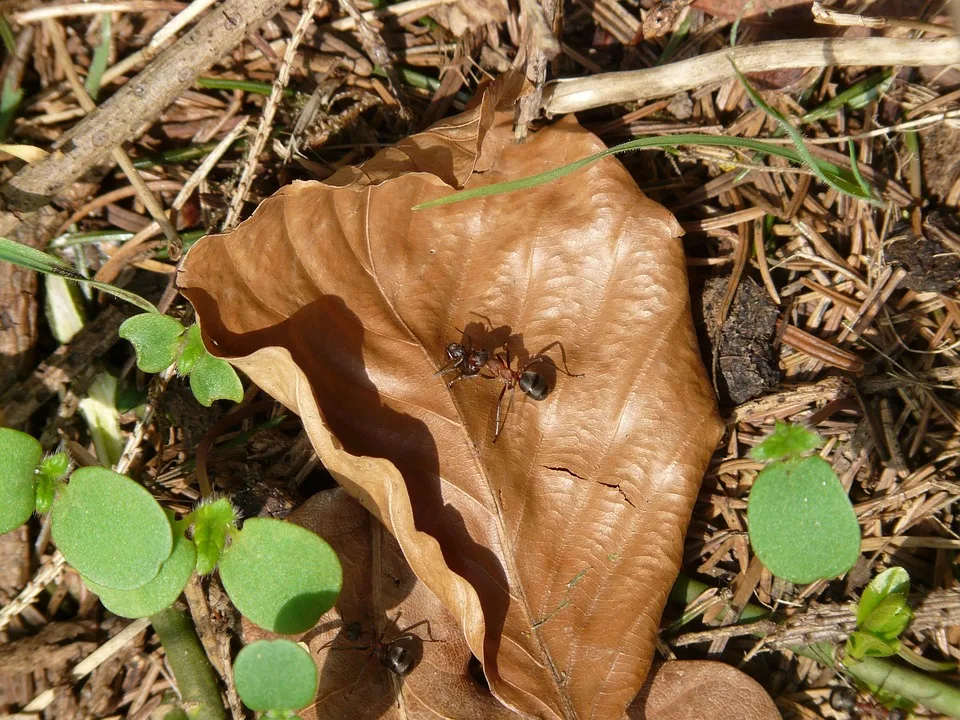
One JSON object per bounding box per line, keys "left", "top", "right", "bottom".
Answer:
{"left": 514, "top": 0, "right": 561, "bottom": 141}
{"left": 337, "top": 0, "right": 410, "bottom": 118}
{"left": 0, "top": 306, "right": 128, "bottom": 428}
{"left": 541, "top": 37, "right": 960, "bottom": 115}
{"left": 1, "top": 0, "right": 289, "bottom": 210}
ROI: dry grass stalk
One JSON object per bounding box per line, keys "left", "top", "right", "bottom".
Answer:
{"left": 542, "top": 37, "right": 960, "bottom": 114}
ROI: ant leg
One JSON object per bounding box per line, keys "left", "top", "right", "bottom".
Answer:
{"left": 493, "top": 384, "right": 507, "bottom": 442}
{"left": 493, "top": 385, "right": 515, "bottom": 444}
{"left": 447, "top": 373, "right": 486, "bottom": 389}
{"left": 454, "top": 328, "right": 473, "bottom": 351}
{"left": 435, "top": 357, "right": 464, "bottom": 376}
{"left": 524, "top": 349, "right": 584, "bottom": 377}
{"left": 395, "top": 619, "right": 440, "bottom": 643}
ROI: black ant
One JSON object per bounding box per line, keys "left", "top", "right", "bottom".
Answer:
{"left": 436, "top": 333, "right": 489, "bottom": 383}
{"left": 438, "top": 331, "right": 581, "bottom": 442}
{"left": 328, "top": 617, "right": 438, "bottom": 678}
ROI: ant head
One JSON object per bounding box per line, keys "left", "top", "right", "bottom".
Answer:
{"left": 519, "top": 371, "right": 549, "bottom": 400}
{"left": 445, "top": 342, "right": 465, "bottom": 362}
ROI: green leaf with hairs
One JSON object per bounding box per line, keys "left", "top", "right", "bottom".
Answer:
{"left": 119, "top": 314, "right": 186, "bottom": 374}
{"left": 749, "top": 422, "right": 821, "bottom": 462}
{"left": 0, "top": 428, "right": 41, "bottom": 534}
{"left": 188, "top": 352, "right": 243, "bottom": 406}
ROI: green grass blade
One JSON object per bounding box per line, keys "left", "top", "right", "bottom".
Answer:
{"left": 848, "top": 141, "right": 872, "bottom": 197}
{"left": 0, "top": 15, "right": 15, "bottom": 55}
{"left": 85, "top": 13, "right": 112, "bottom": 101}
{"left": 730, "top": 59, "right": 881, "bottom": 206}
{"left": 0, "top": 81, "right": 24, "bottom": 141}
{"left": 0, "top": 237, "right": 158, "bottom": 314}
{"left": 197, "top": 77, "right": 296, "bottom": 97}
{"left": 801, "top": 71, "right": 894, "bottom": 124}
{"left": 413, "top": 132, "right": 867, "bottom": 210}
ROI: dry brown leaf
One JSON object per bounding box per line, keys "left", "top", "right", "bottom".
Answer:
{"left": 430, "top": 0, "right": 509, "bottom": 36}
{"left": 629, "top": 660, "right": 781, "bottom": 720}
{"left": 179, "top": 74, "right": 722, "bottom": 718}
{"left": 243, "top": 488, "right": 519, "bottom": 719}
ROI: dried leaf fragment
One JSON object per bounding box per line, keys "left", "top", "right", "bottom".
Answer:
{"left": 179, "top": 75, "right": 721, "bottom": 719}
{"left": 630, "top": 660, "right": 781, "bottom": 720}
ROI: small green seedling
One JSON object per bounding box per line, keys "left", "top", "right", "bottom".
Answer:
{"left": 0, "top": 236, "right": 243, "bottom": 407}
{"left": 118, "top": 314, "right": 243, "bottom": 407}
{"left": 0, "top": 428, "right": 342, "bottom": 633}
{"left": 191, "top": 497, "right": 236, "bottom": 576}
{"left": 845, "top": 566, "right": 914, "bottom": 663}
{"left": 747, "top": 422, "right": 861, "bottom": 584}
{"left": 234, "top": 639, "right": 319, "bottom": 719}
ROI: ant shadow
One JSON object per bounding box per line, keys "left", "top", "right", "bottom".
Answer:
{"left": 185, "top": 289, "right": 509, "bottom": 710}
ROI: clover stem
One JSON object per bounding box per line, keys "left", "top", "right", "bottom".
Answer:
{"left": 150, "top": 605, "right": 226, "bottom": 720}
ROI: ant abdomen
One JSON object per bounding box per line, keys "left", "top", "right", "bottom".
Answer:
{"left": 519, "top": 371, "right": 549, "bottom": 400}
{"left": 378, "top": 635, "right": 420, "bottom": 676}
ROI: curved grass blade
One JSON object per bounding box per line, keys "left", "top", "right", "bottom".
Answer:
{"left": 84, "top": 13, "right": 112, "bottom": 101}
{"left": 414, "top": 133, "right": 867, "bottom": 210}
{"left": 730, "top": 58, "right": 882, "bottom": 207}
{"left": 801, "top": 70, "right": 894, "bottom": 124}
{"left": 0, "top": 236, "right": 158, "bottom": 314}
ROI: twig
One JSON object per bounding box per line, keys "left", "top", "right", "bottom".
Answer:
{"left": 71, "top": 618, "right": 151, "bottom": 678}
{"left": 2, "top": 0, "right": 288, "bottom": 209}
{"left": 12, "top": 2, "right": 186, "bottom": 23}
{"left": 100, "top": 0, "right": 219, "bottom": 86}
{"left": 0, "top": 552, "right": 68, "bottom": 631}
{"left": 541, "top": 38, "right": 960, "bottom": 114}
{"left": 43, "top": 18, "right": 183, "bottom": 258}
{"left": 514, "top": 0, "right": 561, "bottom": 141}
{"left": 0, "top": 306, "right": 127, "bottom": 428}
{"left": 223, "top": 0, "right": 323, "bottom": 229}
{"left": 326, "top": 0, "right": 459, "bottom": 31}
{"left": 811, "top": 1, "right": 956, "bottom": 36}
{"left": 95, "top": 116, "right": 249, "bottom": 284}
{"left": 337, "top": 0, "right": 410, "bottom": 117}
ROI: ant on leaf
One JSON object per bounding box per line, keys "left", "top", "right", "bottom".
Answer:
{"left": 438, "top": 327, "right": 582, "bottom": 442}
{"left": 325, "top": 615, "right": 439, "bottom": 680}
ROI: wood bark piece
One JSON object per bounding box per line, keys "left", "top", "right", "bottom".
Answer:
{"left": 1, "top": 0, "right": 289, "bottom": 211}
{"left": 541, "top": 37, "right": 960, "bottom": 114}
{"left": 0, "top": 306, "right": 127, "bottom": 428}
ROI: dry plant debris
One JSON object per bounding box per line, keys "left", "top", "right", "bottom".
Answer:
{"left": 179, "top": 74, "right": 722, "bottom": 717}
{"left": 0, "top": 0, "right": 959, "bottom": 718}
